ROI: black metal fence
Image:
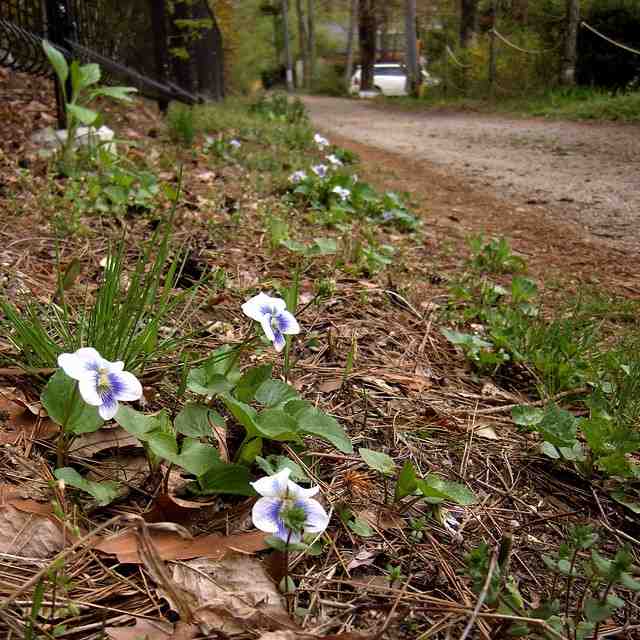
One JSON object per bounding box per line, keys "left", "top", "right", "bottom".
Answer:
{"left": 0, "top": 0, "right": 224, "bottom": 122}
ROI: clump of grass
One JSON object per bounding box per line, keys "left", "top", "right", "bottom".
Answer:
{"left": 166, "top": 103, "right": 196, "bottom": 146}
{"left": 391, "top": 87, "right": 640, "bottom": 123}
{"left": 0, "top": 220, "right": 205, "bottom": 372}
{"left": 528, "top": 88, "right": 640, "bottom": 122}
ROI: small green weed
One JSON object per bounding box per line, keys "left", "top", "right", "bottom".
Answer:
{"left": 466, "top": 525, "right": 640, "bottom": 639}
{"left": 166, "top": 103, "right": 196, "bottom": 147}
{"left": 248, "top": 92, "right": 308, "bottom": 124}
{"left": 468, "top": 235, "right": 526, "bottom": 274}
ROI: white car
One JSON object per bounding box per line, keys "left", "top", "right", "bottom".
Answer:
{"left": 350, "top": 63, "right": 440, "bottom": 97}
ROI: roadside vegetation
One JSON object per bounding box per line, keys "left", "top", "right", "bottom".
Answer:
{"left": 379, "top": 86, "right": 640, "bottom": 122}
{"left": 1, "top": 48, "right": 640, "bottom": 639}
{"left": 377, "top": 0, "right": 640, "bottom": 123}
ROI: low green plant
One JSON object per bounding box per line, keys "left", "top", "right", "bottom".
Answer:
{"left": 489, "top": 305, "right": 599, "bottom": 396}
{"left": 42, "top": 41, "right": 136, "bottom": 172}
{"left": 61, "top": 159, "right": 160, "bottom": 221}
{"left": 393, "top": 460, "right": 476, "bottom": 508}
{"left": 49, "top": 335, "right": 353, "bottom": 503}
{"left": 356, "top": 239, "right": 395, "bottom": 276}
{"left": 468, "top": 235, "right": 526, "bottom": 274}
{"left": 445, "top": 270, "right": 599, "bottom": 397}
{"left": 0, "top": 220, "right": 203, "bottom": 372}
{"left": 266, "top": 215, "right": 290, "bottom": 251}
{"left": 249, "top": 92, "right": 308, "bottom": 124}
{"left": 290, "top": 172, "right": 419, "bottom": 233}
{"left": 466, "top": 525, "right": 640, "bottom": 639}
{"left": 281, "top": 237, "right": 338, "bottom": 258}
{"left": 25, "top": 557, "right": 78, "bottom": 639}
{"left": 442, "top": 327, "right": 509, "bottom": 373}
{"left": 512, "top": 398, "right": 640, "bottom": 488}
{"left": 166, "top": 103, "right": 196, "bottom": 146}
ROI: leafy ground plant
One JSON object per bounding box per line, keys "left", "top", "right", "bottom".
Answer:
{"left": 43, "top": 41, "right": 136, "bottom": 172}
{"left": 466, "top": 524, "right": 640, "bottom": 639}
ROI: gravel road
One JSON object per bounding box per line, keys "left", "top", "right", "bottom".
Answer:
{"left": 303, "top": 96, "right": 640, "bottom": 250}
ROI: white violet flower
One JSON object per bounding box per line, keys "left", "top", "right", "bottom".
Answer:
{"left": 57, "top": 347, "right": 143, "bottom": 420}
{"left": 314, "top": 133, "right": 329, "bottom": 149}
{"left": 241, "top": 292, "right": 300, "bottom": 352}
{"left": 251, "top": 468, "right": 330, "bottom": 543}
{"left": 332, "top": 186, "right": 351, "bottom": 201}
{"left": 326, "top": 154, "right": 343, "bottom": 167}
{"left": 312, "top": 164, "right": 328, "bottom": 179}
{"left": 229, "top": 139, "right": 241, "bottom": 149}
{"left": 289, "top": 170, "right": 308, "bottom": 184}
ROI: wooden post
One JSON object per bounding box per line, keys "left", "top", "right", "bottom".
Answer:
{"left": 281, "top": 0, "right": 294, "bottom": 92}
{"left": 295, "top": 0, "right": 308, "bottom": 89}
{"left": 562, "top": 0, "right": 580, "bottom": 85}
{"left": 306, "top": 0, "right": 316, "bottom": 89}
{"left": 404, "top": 0, "right": 420, "bottom": 97}
{"left": 344, "top": 0, "right": 359, "bottom": 91}
{"left": 444, "top": 45, "right": 448, "bottom": 98}
{"left": 488, "top": 0, "right": 497, "bottom": 98}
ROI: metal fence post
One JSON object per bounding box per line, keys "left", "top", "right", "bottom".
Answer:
{"left": 45, "top": 0, "right": 72, "bottom": 128}
{"left": 149, "top": 0, "right": 169, "bottom": 112}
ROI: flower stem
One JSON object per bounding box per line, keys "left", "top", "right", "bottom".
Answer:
{"left": 593, "top": 581, "right": 614, "bottom": 640}
{"left": 56, "top": 433, "right": 67, "bottom": 469}
{"left": 564, "top": 547, "right": 579, "bottom": 637}
{"left": 284, "top": 530, "right": 293, "bottom": 613}
{"left": 57, "top": 384, "right": 79, "bottom": 467}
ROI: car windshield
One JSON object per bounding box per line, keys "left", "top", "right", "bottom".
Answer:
{"left": 374, "top": 66, "right": 405, "bottom": 76}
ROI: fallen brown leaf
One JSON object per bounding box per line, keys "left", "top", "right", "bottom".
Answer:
{"left": 96, "top": 528, "right": 268, "bottom": 563}
{"left": 105, "top": 619, "right": 197, "bottom": 640}
{"left": 346, "top": 548, "right": 380, "bottom": 571}
{"left": 318, "top": 378, "right": 342, "bottom": 393}
{"left": 258, "top": 630, "right": 369, "bottom": 639}
{"left": 143, "top": 492, "right": 223, "bottom": 524}
{"left": 475, "top": 424, "right": 499, "bottom": 440}
{"left": 0, "top": 504, "right": 64, "bottom": 558}
{"left": 0, "top": 388, "right": 58, "bottom": 444}
{"left": 0, "top": 484, "right": 53, "bottom": 516}
{"left": 164, "top": 555, "right": 295, "bottom": 636}
{"left": 358, "top": 508, "right": 405, "bottom": 531}
{"left": 69, "top": 426, "right": 140, "bottom": 457}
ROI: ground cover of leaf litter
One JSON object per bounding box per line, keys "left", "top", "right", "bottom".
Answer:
{"left": 0, "top": 67, "right": 639, "bottom": 640}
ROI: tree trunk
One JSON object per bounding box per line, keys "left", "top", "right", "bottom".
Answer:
{"left": 513, "top": 0, "right": 529, "bottom": 24}
{"left": 295, "top": 0, "right": 308, "bottom": 89}
{"left": 459, "top": 0, "right": 478, "bottom": 48}
{"left": 171, "top": 0, "right": 194, "bottom": 94}
{"left": 281, "top": 0, "right": 294, "bottom": 92}
{"left": 405, "top": 0, "right": 420, "bottom": 97}
{"left": 359, "top": 0, "right": 377, "bottom": 91}
{"left": 562, "top": 0, "right": 580, "bottom": 85}
{"left": 306, "top": 0, "right": 316, "bottom": 89}
{"left": 344, "top": 0, "right": 359, "bottom": 91}
{"left": 378, "top": 4, "right": 389, "bottom": 59}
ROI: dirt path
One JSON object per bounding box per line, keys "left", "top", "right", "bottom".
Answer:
{"left": 303, "top": 96, "right": 640, "bottom": 253}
